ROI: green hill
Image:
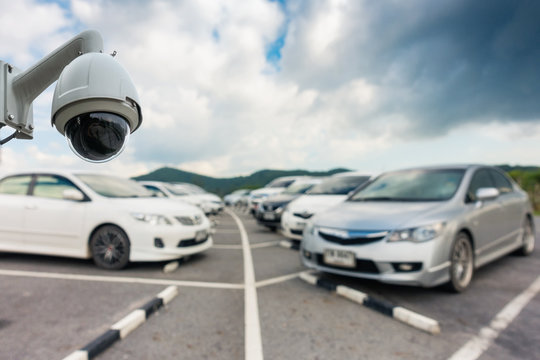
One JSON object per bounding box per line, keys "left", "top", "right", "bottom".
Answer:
{"left": 132, "top": 167, "right": 351, "bottom": 196}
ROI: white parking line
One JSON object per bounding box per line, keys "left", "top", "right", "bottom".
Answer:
{"left": 213, "top": 244, "right": 244, "bottom": 250}
{"left": 255, "top": 271, "right": 308, "bottom": 288}
{"left": 226, "top": 208, "right": 264, "bottom": 360}
{"left": 212, "top": 241, "right": 280, "bottom": 250}
{"left": 448, "top": 275, "right": 540, "bottom": 360}
{"left": 251, "top": 241, "right": 281, "bottom": 249}
{"left": 0, "top": 269, "right": 243, "bottom": 289}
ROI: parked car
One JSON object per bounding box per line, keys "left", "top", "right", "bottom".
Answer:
{"left": 224, "top": 189, "right": 251, "bottom": 206}
{"left": 281, "top": 172, "right": 372, "bottom": 241}
{"left": 248, "top": 176, "right": 311, "bottom": 215}
{"left": 0, "top": 171, "right": 213, "bottom": 270}
{"left": 174, "top": 182, "right": 225, "bottom": 214}
{"left": 301, "top": 165, "right": 535, "bottom": 292}
{"left": 255, "top": 178, "right": 323, "bottom": 231}
{"left": 140, "top": 181, "right": 223, "bottom": 215}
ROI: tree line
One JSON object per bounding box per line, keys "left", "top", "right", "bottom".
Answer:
{"left": 508, "top": 169, "right": 540, "bottom": 213}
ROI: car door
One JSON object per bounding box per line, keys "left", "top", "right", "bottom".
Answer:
{"left": 0, "top": 174, "right": 33, "bottom": 249}
{"left": 488, "top": 169, "right": 524, "bottom": 246}
{"left": 465, "top": 168, "right": 506, "bottom": 262}
{"left": 23, "top": 174, "right": 88, "bottom": 256}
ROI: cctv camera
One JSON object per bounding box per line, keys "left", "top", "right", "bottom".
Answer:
{"left": 52, "top": 52, "right": 142, "bottom": 162}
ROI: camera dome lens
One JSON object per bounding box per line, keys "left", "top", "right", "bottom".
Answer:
{"left": 65, "top": 112, "right": 130, "bottom": 162}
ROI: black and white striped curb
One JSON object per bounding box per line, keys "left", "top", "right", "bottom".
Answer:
{"left": 62, "top": 286, "right": 178, "bottom": 360}
{"left": 300, "top": 272, "right": 440, "bottom": 335}
{"left": 279, "top": 240, "right": 300, "bottom": 251}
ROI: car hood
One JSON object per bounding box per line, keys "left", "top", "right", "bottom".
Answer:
{"left": 287, "top": 194, "right": 347, "bottom": 215}
{"left": 106, "top": 197, "right": 203, "bottom": 216}
{"left": 314, "top": 201, "right": 447, "bottom": 231}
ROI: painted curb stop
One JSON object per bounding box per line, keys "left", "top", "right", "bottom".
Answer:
{"left": 163, "top": 260, "right": 179, "bottom": 273}
{"left": 62, "top": 286, "right": 179, "bottom": 360}
{"left": 279, "top": 240, "right": 300, "bottom": 251}
{"left": 300, "top": 272, "right": 440, "bottom": 335}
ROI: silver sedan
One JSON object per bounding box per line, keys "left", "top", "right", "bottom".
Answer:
{"left": 301, "top": 165, "right": 535, "bottom": 292}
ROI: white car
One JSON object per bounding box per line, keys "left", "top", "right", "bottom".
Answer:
{"left": 140, "top": 181, "right": 223, "bottom": 215}
{"left": 248, "top": 176, "right": 310, "bottom": 215}
{"left": 281, "top": 172, "right": 372, "bottom": 241}
{"left": 224, "top": 189, "right": 251, "bottom": 206}
{"left": 173, "top": 183, "right": 224, "bottom": 214}
{"left": 0, "top": 171, "right": 213, "bottom": 270}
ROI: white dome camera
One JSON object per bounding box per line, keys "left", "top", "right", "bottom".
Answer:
{"left": 0, "top": 30, "right": 142, "bottom": 163}
{"left": 52, "top": 53, "right": 142, "bottom": 162}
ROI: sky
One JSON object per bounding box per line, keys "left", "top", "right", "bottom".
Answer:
{"left": 0, "top": 0, "right": 539, "bottom": 178}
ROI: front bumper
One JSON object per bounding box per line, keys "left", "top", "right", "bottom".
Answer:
{"left": 301, "top": 231, "right": 451, "bottom": 287}
{"left": 255, "top": 210, "right": 282, "bottom": 227}
{"left": 127, "top": 223, "right": 214, "bottom": 262}
{"left": 280, "top": 211, "right": 309, "bottom": 240}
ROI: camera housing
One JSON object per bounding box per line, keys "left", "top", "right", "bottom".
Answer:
{"left": 52, "top": 52, "right": 142, "bottom": 162}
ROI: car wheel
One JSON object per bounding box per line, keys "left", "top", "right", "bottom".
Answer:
{"left": 447, "top": 232, "right": 474, "bottom": 292}
{"left": 517, "top": 217, "right": 535, "bottom": 256}
{"left": 90, "top": 225, "right": 130, "bottom": 270}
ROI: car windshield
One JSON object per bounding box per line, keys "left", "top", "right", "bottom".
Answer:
{"left": 283, "top": 182, "right": 317, "bottom": 195}
{"left": 266, "top": 179, "right": 295, "bottom": 188}
{"left": 164, "top": 184, "right": 195, "bottom": 196}
{"left": 349, "top": 169, "right": 465, "bottom": 202}
{"left": 77, "top": 174, "right": 153, "bottom": 198}
{"left": 307, "top": 176, "right": 370, "bottom": 195}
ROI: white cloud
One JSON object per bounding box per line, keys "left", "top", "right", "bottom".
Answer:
{"left": 0, "top": 0, "right": 538, "bottom": 179}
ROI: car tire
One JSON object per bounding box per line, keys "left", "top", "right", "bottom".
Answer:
{"left": 447, "top": 232, "right": 474, "bottom": 293}
{"left": 516, "top": 217, "right": 535, "bottom": 256}
{"left": 90, "top": 225, "right": 130, "bottom": 270}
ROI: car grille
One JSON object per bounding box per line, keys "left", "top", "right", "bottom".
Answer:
{"left": 175, "top": 215, "right": 203, "bottom": 226}
{"left": 318, "top": 230, "right": 388, "bottom": 246}
{"left": 291, "top": 229, "right": 303, "bottom": 235}
{"left": 177, "top": 236, "right": 209, "bottom": 247}
{"left": 260, "top": 204, "right": 282, "bottom": 212}
{"left": 315, "top": 254, "right": 379, "bottom": 274}
{"left": 293, "top": 212, "right": 313, "bottom": 219}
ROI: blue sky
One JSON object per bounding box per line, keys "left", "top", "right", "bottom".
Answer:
{"left": 0, "top": 0, "right": 539, "bottom": 177}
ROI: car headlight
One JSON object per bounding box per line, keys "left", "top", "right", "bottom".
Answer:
{"left": 387, "top": 222, "right": 445, "bottom": 243}
{"left": 275, "top": 206, "right": 284, "bottom": 214}
{"left": 131, "top": 213, "right": 172, "bottom": 225}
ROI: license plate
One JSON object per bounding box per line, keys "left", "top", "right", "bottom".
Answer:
{"left": 296, "top": 221, "right": 306, "bottom": 229}
{"left": 195, "top": 230, "right": 207, "bottom": 242}
{"left": 323, "top": 249, "right": 356, "bottom": 268}
{"left": 263, "top": 212, "right": 275, "bottom": 221}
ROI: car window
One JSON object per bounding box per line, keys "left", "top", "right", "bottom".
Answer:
{"left": 283, "top": 182, "right": 316, "bottom": 195}
{"left": 143, "top": 185, "right": 168, "bottom": 197}
{"left": 308, "top": 176, "right": 370, "bottom": 195}
{"left": 466, "top": 169, "right": 495, "bottom": 202}
{"left": 350, "top": 170, "right": 464, "bottom": 201}
{"left": 267, "top": 179, "right": 295, "bottom": 188}
{"left": 33, "top": 175, "right": 80, "bottom": 199}
{"left": 77, "top": 174, "right": 152, "bottom": 198}
{"left": 0, "top": 175, "right": 32, "bottom": 195}
{"left": 166, "top": 184, "right": 192, "bottom": 196}
{"left": 489, "top": 169, "right": 513, "bottom": 194}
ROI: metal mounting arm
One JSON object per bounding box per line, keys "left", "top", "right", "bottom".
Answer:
{"left": 1, "top": 30, "right": 103, "bottom": 140}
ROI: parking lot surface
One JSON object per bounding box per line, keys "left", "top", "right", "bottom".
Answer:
{"left": 0, "top": 210, "right": 538, "bottom": 359}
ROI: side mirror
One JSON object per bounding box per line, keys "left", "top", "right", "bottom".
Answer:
{"left": 475, "top": 187, "right": 499, "bottom": 202}
{"left": 63, "top": 188, "right": 85, "bottom": 201}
